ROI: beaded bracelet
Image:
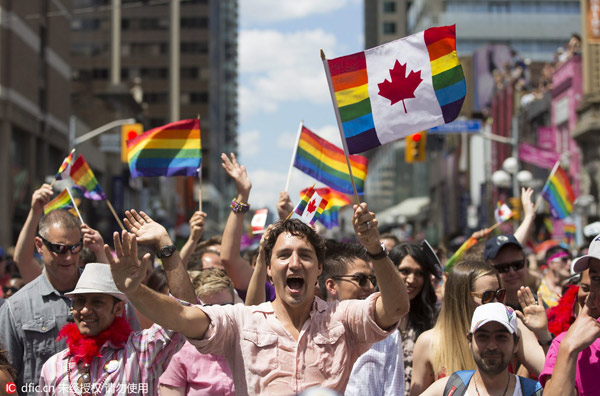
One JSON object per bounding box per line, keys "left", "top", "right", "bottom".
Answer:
{"left": 230, "top": 198, "right": 250, "bottom": 214}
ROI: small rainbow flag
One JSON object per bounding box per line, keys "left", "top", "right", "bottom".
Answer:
{"left": 292, "top": 186, "right": 328, "bottom": 226}
{"left": 294, "top": 126, "right": 368, "bottom": 194}
{"left": 44, "top": 189, "right": 74, "bottom": 215}
{"left": 494, "top": 201, "right": 513, "bottom": 223}
{"left": 541, "top": 164, "right": 576, "bottom": 219}
{"left": 127, "top": 119, "right": 201, "bottom": 178}
{"left": 300, "top": 187, "right": 350, "bottom": 229}
{"left": 445, "top": 236, "right": 478, "bottom": 272}
{"left": 324, "top": 25, "right": 465, "bottom": 154}
{"left": 55, "top": 149, "right": 75, "bottom": 180}
{"left": 70, "top": 155, "right": 107, "bottom": 200}
{"left": 294, "top": 185, "right": 316, "bottom": 217}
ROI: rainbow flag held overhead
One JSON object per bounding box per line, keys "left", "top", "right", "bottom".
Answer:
{"left": 294, "top": 126, "right": 368, "bottom": 194}
{"left": 55, "top": 149, "right": 75, "bottom": 180}
{"left": 445, "top": 236, "right": 478, "bottom": 272}
{"left": 70, "top": 155, "right": 107, "bottom": 201}
{"left": 300, "top": 187, "right": 351, "bottom": 229}
{"left": 494, "top": 201, "right": 513, "bottom": 223}
{"left": 44, "top": 189, "right": 74, "bottom": 215}
{"left": 292, "top": 186, "right": 328, "bottom": 226}
{"left": 127, "top": 119, "right": 202, "bottom": 178}
{"left": 541, "top": 164, "right": 576, "bottom": 219}
{"left": 294, "top": 185, "right": 316, "bottom": 217}
{"left": 324, "top": 25, "right": 465, "bottom": 154}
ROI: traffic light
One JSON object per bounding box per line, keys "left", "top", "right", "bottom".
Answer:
{"left": 121, "top": 123, "right": 144, "bottom": 162}
{"left": 405, "top": 131, "right": 427, "bottom": 162}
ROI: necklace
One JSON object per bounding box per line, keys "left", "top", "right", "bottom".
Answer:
{"left": 67, "top": 357, "right": 112, "bottom": 396}
{"left": 473, "top": 371, "right": 511, "bottom": 396}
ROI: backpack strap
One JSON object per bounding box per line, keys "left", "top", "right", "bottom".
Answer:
{"left": 443, "top": 370, "right": 475, "bottom": 396}
{"left": 518, "top": 376, "right": 544, "bottom": 396}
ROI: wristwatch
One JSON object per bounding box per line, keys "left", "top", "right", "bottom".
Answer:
{"left": 367, "top": 242, "right": 388, "bottom": 260}
{"left": 157, "top": 244, "right": 177, "bottom": 259}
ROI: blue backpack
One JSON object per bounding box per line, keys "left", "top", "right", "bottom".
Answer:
{"left": 443, "top": 370, "right": 543, "bottom": 396}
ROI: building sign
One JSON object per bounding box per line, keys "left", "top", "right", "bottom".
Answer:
{"left": 537, "top": 126, "right": 557, "bottom": 151}
{"left": 588, "top": 0, "right": 600, "bottom": 43}
{"left": 518, "top": 143, "right": 560, "bottom": 169}
{"left": 553, "top": 96, "right": 570, "bottom": 126}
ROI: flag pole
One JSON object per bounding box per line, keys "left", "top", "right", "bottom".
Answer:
{"left": 50, "top": 148, "right": 76, "bottom": 187}
{"left": 105, "top": 200, "right": 125, "bottom": 230}
{"left": 66, "top": 187, "right": 84, "bottom": 224}
{"left": 197, "top": 115, "right": 203, "bottom": 212}
{"left": 321, "top": 49, "right": 360, "bottom": 205}
{"left": 534, "top": 160, "right": 560, "bottom": 212}
{"left": 285, "top": 120, "right": 304, "bottom": 192}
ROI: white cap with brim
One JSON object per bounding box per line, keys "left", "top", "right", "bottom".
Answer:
{"left": 572, "top": 234, "right": 600, "bottom": 274}
{"left": 470, "top": 302, "right": 518, "bottom": 335}
{"left": 65, "top": 263, "right": 127, "bottom": 302}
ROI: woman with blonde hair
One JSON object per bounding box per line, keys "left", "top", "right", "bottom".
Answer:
{"left": 410, "top": 260, "right": 547, "bottom": 395}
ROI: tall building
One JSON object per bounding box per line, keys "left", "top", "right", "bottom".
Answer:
{"left": 0, "top": 1, "right": 72, "bottom": 247}
{"left": 364, "top": 0, "right": 412, "bottom": 48}
{"left": 70, "top": 0, "right": 238, "bottom": 230}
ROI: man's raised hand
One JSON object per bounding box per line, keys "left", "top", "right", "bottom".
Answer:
{"left": 105, "top": 231, "right": 150, "bottom": 295}
{"left": 123, "top": 209, "right": 170, "bottom": 251}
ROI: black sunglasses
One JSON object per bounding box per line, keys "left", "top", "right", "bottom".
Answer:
{"left": 38, "top": 235, "right": 83, "bottom": 255}
{"left": 471, "top": 288, "right": 506, "bottom": 304}
{"left": 331, "top": 274, "right": 377, "bottom": 288}
{"left": 494, "top": 259, "right": 526, "bottom": 274}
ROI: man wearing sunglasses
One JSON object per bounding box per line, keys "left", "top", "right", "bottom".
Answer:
{"left": 538, "top": 245, "right": 572, "bottom": 308}
{"left": 318, "top": 240, "right": 404, "bottom": 396}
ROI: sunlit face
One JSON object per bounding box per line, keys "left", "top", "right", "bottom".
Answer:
{"left": 490, "top": 246, "right": 527, "bottom": 292}
{"left": 72, "top": 293, "right": 124, "bottom": 336}
{"left": 267, "top": 233, "right": 321, "bottom": 310}
{"left": 329, "top": 258, "right": 374, "bottom": 301}
{"left": 471, "top": 275, "right": 502, "bottom": 307}
{"left": 548, "top": 253, "right": 571, "bottom": 280}
{"left": 201, "top": 252, "right": 224, "bottom": 270}
{"left": 470, "top": 322, "right": 518, "bottom": 375}
{"left": 398, "top": 255, "right": 425, "bottom": 300}
{"left": 35, "top": 224, "right": 81, "bottom": 288}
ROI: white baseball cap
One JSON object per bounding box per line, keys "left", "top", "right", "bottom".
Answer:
{"left": 572, "top": 234, "right": 600, "bottom": 273}
{"left": 470, "top": 302, "right": 518, "bottom": 334}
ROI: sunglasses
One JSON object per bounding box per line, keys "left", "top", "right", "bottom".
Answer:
{"left": 471, "top": 288, "right": 506, "bottom": 304}
{"left": 38, "top": 235, "right": 83, "bottom": 255}
{"left": 331, "top": 274, "right": 377, "bottom": 288}
{"left": 493, "top": 259, "right": 526, "bottom": 274}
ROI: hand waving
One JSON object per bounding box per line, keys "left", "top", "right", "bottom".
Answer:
{"left": 221, "top": 153, "right": 252, "bottom": 195}
{"left": 123, "top": 209, "right": 170, "bottom": 251}
{"left": 32, "top": 184, "right": 54, "bottom": 213}
{"left": 516, "top": 286, "right": 549, "bottom": 335}
{"left": 105, "top": 231, "right": 151, "bottom": 294}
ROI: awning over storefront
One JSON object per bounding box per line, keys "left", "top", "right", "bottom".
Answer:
{"left": 377, "top": 196, "right": 430, "bottom": 224}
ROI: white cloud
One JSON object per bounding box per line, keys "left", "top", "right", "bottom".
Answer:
{"left": 238, "top": 129, "right": 262, "bottom": 159}
{"left": 241, "top": 0, "right": 350, "bottom": 24}
{"left": 247, "top": 168, "right": 319, "bottom": 210}
{"left": 239, "top": 29, "right": 338, "bottom": 120}
{"left": 312, "top": 124, "right": 344, "bottom": 147}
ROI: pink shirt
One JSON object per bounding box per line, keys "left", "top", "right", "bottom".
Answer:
{"left": 159, "top": 341, "right": 235, "bottom": 395}
{"left": 187, "top": 293, "right": 394, "bottom": 396}
{"left": 539, "top": 331, "right": 600, "bottom": 395}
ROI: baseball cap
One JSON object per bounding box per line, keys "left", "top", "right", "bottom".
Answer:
{"left": 572, "top": 234, "right": 600, "bottom": 273}
{"left": 484, "top": 234, "right": 523, "bottom": 261}
{"left": 470, "top": 302, "right": 518, "bottom": 334}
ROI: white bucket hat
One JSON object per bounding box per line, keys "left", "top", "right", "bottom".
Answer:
{"left": 572, "top": 234, "right": 600, "bottom": 274}
{"left": 65, "top": 263, "right": 127, "bottom": 301}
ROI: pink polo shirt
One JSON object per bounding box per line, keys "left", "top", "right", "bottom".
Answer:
{"left": 187, "top": 293, "right": 395, "bottom": 396}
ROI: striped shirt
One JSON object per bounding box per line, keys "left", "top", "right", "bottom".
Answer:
{"left": 38, "top": 324, "right": 183, "bottom": 395}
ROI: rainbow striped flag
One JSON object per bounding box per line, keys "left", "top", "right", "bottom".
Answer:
{"left": 541, "top": 164, "right": 576, "bottom": 219}
{"left": 324, "top": 25, "right": 465, "bottom": 154}
{"left": 127, "top": 119, "right": 201, "bottom": 178}
{"left": 300, "top": 187, "right": 350, "bottom": 229}
{"left": 294, "top": 185, "right": 316, "bottom": 217}
{"left": 44, "top": 189, "right": 74, "bottom": 215}
{"left": 292, "top": 186, "right": 328, "bottom": 226}
{"left": 445, "top": 236, "right": 478, "bottom": 272}
{"left": 70, "top": 155, "right": 107, "bottom": 200}
{"left": 294, "top": 126, "right": 368, "bottom": 194}
{"left": 55, "top": 149, "right": 75, "bottom": 180}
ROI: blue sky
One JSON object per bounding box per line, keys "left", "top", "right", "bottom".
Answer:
{"left": 237, "top": 0, "right": 363, "bottom": 211}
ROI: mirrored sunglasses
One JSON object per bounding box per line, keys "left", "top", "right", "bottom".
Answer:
{"left": 39, "top": 235, "right": 83, "bottom": 255}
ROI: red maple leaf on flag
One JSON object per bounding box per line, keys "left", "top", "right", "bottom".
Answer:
{"left": 307, "top": 199, "right": 317, "bottom": 214}
{"left": 377, "top": 60, "right": 423, "bottom": 113}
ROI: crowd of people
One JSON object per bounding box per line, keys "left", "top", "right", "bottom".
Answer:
{"left": 0, "top": 152, "right": 598, "bottom": 396}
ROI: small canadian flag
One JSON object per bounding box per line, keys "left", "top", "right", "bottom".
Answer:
{"left": 292, "top": 188, "right": 328, "bottom": 226}
{"left": 251, "top": 208, "right": 268, "bottom": 234}
{"left": 494, "top": 201, "right": 513, "bottom": 224}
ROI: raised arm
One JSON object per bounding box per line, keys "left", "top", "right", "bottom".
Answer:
{"left": 514, "top": 187, "right": 535, "bottom": 245}
{"left": 106, "top": 231, "right": 209, "bottom": 339}
{"left": 244, "top": 227, "right": 271, "bottom": 306}
{"left": 219, "top": 153, "right": 254, "bottom": 290}
{"left": 123, "top": 210, "right": 197, "bottom": 304}
{"left": 81, "top": 223, "right": 109, "bottom": 264}
{"left": 353, "top": 202, "right": 409, "bottom": 329}
{"left": 276, "top": 191, "right": 294, "bottom": 220}
{"left": 14, "top": 184, "right": 53, "bottom": 283}
{"left": 179, "top": 211, "right": 207, "bottom": 268}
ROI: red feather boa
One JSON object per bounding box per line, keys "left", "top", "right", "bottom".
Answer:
{"left": 547, "top": 285, "right": 579, "bottom": 336}
{"left": 57, "top": 316, "right": 132, "bottom": 365}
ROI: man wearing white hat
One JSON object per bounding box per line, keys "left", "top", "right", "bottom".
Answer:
{"left": 540, "top": 234, "right": 600, "bottom": 395}
{"left": 38, "top": 262, "right": 185, "bottom": 395}
{"left": 421, "top": 302, "right": 543, "bottom": 396}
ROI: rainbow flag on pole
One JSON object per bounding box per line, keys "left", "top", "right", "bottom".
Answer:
{"left": 44, "top": 189, "right": 74, "bottom": 215}
{"left": 300, "top": 187, "right": 350, "bottom": 229}
{"left": 541, "top": 164, "right": 576, "bottom": 219}
{"left": 70, "top": 155, "right": 107, "bottom": 200}
{"left": 127, "top": 119, "right": 202, "bottom": 178}
{"left": 294, "top": 126, "right": 368, "bottom": 194}
{"left": 324, "top": 25, "right": 465, "bottom": 154}
{"left": 292, "top": 186, "right": 328, "bottom": 226}
{"left": 55, "top": 149, "right": 75, "bottom": 180}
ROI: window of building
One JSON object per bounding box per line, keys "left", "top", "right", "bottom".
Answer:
{"left": 140, "top": 68, "right": 168, "bottom": 79}
{"left": 181, "top": 67, "right": 199, "bottom": 79}
{"left": 71, "top": 18, "right": 101, "bottom": 31}
{"left": 181, "top": 17, "right": 208, "bottom": 29}
{"left": 181, "top": 42, "right": 209, "bottom": 54}
{"left": 382, "top": 22, "right": 396, "bottom": 34}
{"left": 190, "top": 92, "right": 208, "bottom": 104}
{"left": 92, "top": 68, "right": 109, "bottom": 79}
{"left": 144, "top": 92, "right": 168, "bottom": 104}
{"left": 383, "top": 2, "right": 396, "bottom": 13}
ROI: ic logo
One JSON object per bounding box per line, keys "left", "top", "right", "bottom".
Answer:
{"left": 5, "top": 382, "right": 16, "bottom": 394}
